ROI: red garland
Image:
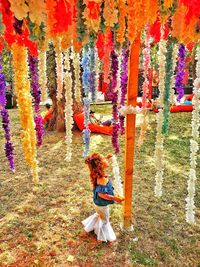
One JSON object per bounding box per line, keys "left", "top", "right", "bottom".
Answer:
{"left": 0, "top": 0, "right": 38, "bottom": 56}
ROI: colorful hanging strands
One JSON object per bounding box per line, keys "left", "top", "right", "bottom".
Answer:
{"left": 162, "top": 40, "right": 173, "bottom": 134}
{"left": 175, "top": 44, "right": 186, "bottom": 102}
{"left": 186, "top": 47, "right": 200, "bottom": 224}
{"left": 111, "top": 155, "right": 123, "bottom": 197}
{"left": 138, "top": 26, "right": 151, "bottom": 148}
{"left": 28, "top": 54, "right": 44, "bottom": 146}
{"left": 154, "top": 27, "right": 166, "bottom": 197}
{"left": 88, "top": 46, "right": 96, "bottom": 102}
{"left": 82, "top": 47, "right": 91, "bottom": 157}
{"left": 0, "top": 57, "right": 15, "bottom": 172}
{"left": 119, "top": 45, "right": 129, "bottom": 135}
{"left": 110, "top": 50, "right": 120, "bottom": 153}
{"left": 170, "top": 44, "right": 178, "bottom": 105}
{"left": 72, "top": 47, "right": 82, "bottom": 103}
{"left": 55, "top": 37, "right": 64, "bottom": 101}
{"left": 38, "top": 49, "right": 48, "bottom": 103}
{"left": 64, "top": 48, "right": 74, "bottom": 161}
{"left": 11, "top": 43, "right": 39, "bottom": 184}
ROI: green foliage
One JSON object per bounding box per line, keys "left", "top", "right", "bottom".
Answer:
{"left": 46, "top": 43, "right": 57, "bottom": 97}
{"left": 2, "top": 47, "right": 13, "bottom": 86}
{"left": 162, "top": 40, "right": 174, "bottom": 134}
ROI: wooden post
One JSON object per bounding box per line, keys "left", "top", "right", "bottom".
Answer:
{"left": 123, "top": 34, "right": 141, "bottom": 229}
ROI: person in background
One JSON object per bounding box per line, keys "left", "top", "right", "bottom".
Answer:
{"left": 183, "top": 98, "right": 192, "bottom": 105}
{"left": 42, "top": 103, "right": 53, "bottom": 128}
{"left": 89, "top": 110, "right": 113, "bottom": 126}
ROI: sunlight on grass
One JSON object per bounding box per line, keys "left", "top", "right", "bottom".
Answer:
{"left": 168, "top": 134, "right": 179, "bottom": 140}
{"left": 90, "top": 135, "right": 104, "bottom": 151}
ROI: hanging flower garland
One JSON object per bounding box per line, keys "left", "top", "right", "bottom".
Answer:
{"left": 154, "top": 111, "right": 164, "bottom": 197}
{"left": 138, "top": 26, "right": 151, "bottom": 148}
{"left": 83, "top": 98, "right": 91, "bottom": 157}
{"left": 82, "top": 47, "right": 91, "bottom": 157}
{"left": 72, "top": 47, "right": 82, "bottom": 103}
{"left": 116, "top": 0, "right": 128, "bottom": 45}
{"left": 154, "top": 27, "right": 166, "bottom": 197}
{"left": 11, "top": 43, "right": 39, "bottom": 184}
{"left": 0, "top": 56, "right": 15, "bottom": 172}
{"left": 38, "top": 49, "right": 48, "bottom": 102}
{"left": 119, "top": 45, "right": 129, "bottom": 135}
{"left": 175, "top": 44, "right": 186, "bottom": 102}
{"left": 170, "top": 44, "right": 178, "bottom": 105}
{"left": 162, "top": 40, "right": 173, "bottom": 134}
{"left": 55, "top": 37, "right": 64, "bottom": 101}
{"left": 111, "top": 155, "right": 123, "bottom": 197}
{"left": 119, "top": 105, "right": 142, "bottom": 115}
{"left": 110, "top": 49, "right": 120, "bottom": 153}
{"left": 186, "top": 47, "right": 200, "bottom": 224}
{"left": 95, "top": 47, "right": 100, "bottom": 97}
{"left": 64, "top": 48, "right": 74, "bottom": 161}
{"left": 76, "top": 0, "right": 87, "bottom": 43}
{"left": 28, "top": 54, "right": 44, "bottom": 146}
{"left": 88, "top": 46, "right": 96, "bottom": 102}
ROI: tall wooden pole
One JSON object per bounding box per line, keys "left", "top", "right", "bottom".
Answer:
{"left": 123, "top": 34, "right": 141, "bottom": 228}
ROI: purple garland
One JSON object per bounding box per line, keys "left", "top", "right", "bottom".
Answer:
{"left": 0, "top": 56, "right": 15, "bottom": 172}
{"left": 175, "top": 44, "right": 186, "bottom": 102}
{"left": 28, "top": 54, "right": 44, "bottom": 146}
{"left": 119, "top": 46, "right": 129, "bottom": 135}
{"left": 110, "top": 50, "right": 119, "bottom": 153}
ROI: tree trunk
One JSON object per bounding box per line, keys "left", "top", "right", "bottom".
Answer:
{"left": 46, "top": 44, "right": 83, "bottom": 132}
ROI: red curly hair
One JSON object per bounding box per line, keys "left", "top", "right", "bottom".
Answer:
{"left": 85, "top": 153, "right": 112, "bottom": 187}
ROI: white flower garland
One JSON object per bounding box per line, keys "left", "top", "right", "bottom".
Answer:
{"left": 64, "top": 48, "right": 74, "bottom": 161}
{"left": 170, "top": 44, "right": 178, "bottom": 105}
{"left": 55, "top": 38, "right": 63, "bottom": 101}
{"left": 38, "top": 49, "right": 48, "bottom": 103}
{"left": 154, "top": 27, "right": 166, "bottom": 197}
{"left": 72, "top": 47, "right": 82, "bottom": 103}
{"left": 112, "top": 155, "right": 123, "bottom": 197}
{"left": 119, "top": 105, "right": 142, "bottom": 115}
{"left": 95, "top": 47, "right": 100, "bottom": 98}
{"left": 154, "top": 111, "right": 164, "bottom": 197}
{"left": 138, "top": 27, "right": 151, "bottom": 147}
{"left": 186, "top": 47, "right": 200, "bottom": 224}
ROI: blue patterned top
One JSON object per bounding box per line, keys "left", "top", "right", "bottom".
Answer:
{"left": 93, "top": 180, "right": 114, "bottom": 206}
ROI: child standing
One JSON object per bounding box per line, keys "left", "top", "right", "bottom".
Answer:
{"left": 82, "top": 153, "right": 124, "bottom": 242}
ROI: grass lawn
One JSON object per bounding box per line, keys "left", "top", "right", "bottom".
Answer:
{"left": 0, "top": 104, "right": 199, "bottom": 266}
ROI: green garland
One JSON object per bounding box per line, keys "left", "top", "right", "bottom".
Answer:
{"left": 76, "top": 0, "right": 87, "bottom": 42}
{"left": 99, "top": 1, "right": 106, "bottom": 33}
{"left": 162, "top": 40, "right": 173, "bottom": 134}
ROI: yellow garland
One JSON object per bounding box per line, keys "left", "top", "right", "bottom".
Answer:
{"left": 11, "top": 43, "right": 39, "bottom": 184}
{"left": 28, "top": 0, "right": 46, "bottom": 26}
{"left": 9, "top": 0, "right": 29, "bottom": 20}
{"left": 54, "top": 37, "right": 64, "bottom": 101}
{"left": 38, "top": 49, "right": 48, "bottom": 103}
